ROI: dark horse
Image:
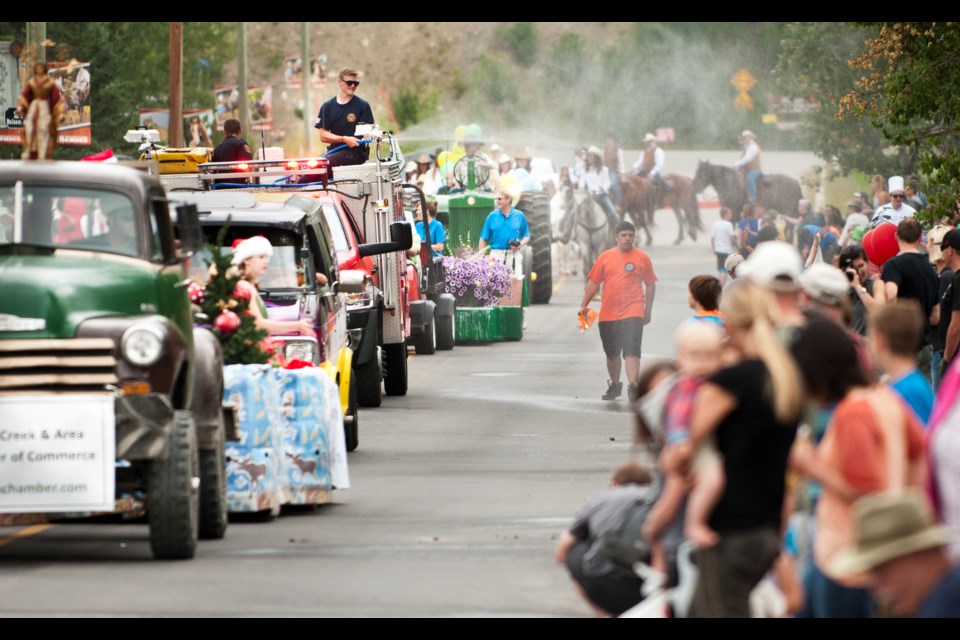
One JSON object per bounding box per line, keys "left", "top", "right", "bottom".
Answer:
{"left": 691, "top": 160, "right": 802, "bottom": 223}
{"left": 619, "top": 173, "right": 703, "bottom": 246}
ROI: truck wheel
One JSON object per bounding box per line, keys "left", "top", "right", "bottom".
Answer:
{"left": 435, "top": 312, "right": 455, "bottom": 351}
{"left": 518, "top": 191, "right": 553, "bottom": 304}
{"left": 414, "top": 313, "right": 436, "bottom": 355}
{"left": 382, "top": 342, "right": 408, "bottom": 396}
{"left": 354, "top": 351, "right": 382, "bottom": 408}
{"left": 148, "top": 410, "right": 200, "bottom": 560}
{"left": 345, "top": 373, "right": 359, "bottom": 452}
{"left": 198, "top": 420, "right": 228, "bottom": 540}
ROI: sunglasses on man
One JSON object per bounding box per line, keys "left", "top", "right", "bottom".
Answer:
{"left": 342, "top": 79, "right": 360, "bottom": 87}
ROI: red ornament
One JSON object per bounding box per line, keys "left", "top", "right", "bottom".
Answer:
{"left": 232, "top": 285, "right": 252, "bottom": 302}
{"left": 862, "top": 223, "right": 899, "bottom": 266}
{"left": 187, "top": 282, "right": 206, "bottom": 305}
{"left": 214, "top": 309, "right": 241, "bottom": 334}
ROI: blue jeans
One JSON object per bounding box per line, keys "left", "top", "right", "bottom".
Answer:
{"left": 608, "top": 170, "right": 621, "bottom": 208}
{"left": 593, "top": 193, "right": 621, "bottom": 229}
{"left": 795, "top": 555, "right": 875, "bottom": 618}
{"left": 746, "top": 169, "right": 762, "bottom": 202}
{"left": 932, "top": 350, "right": 944, "bottom": 392}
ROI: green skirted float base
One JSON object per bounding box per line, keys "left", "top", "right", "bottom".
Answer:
{"left": 455, "top": 306, "right": 523, "bottom": 343}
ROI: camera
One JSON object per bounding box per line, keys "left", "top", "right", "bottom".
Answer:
{"left": 846, "top": 270, "right": 855, "bottom": 282}
{"left": 508, "top": 240, "right": 521, "bottom": 248}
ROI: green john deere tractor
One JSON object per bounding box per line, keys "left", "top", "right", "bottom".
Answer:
{"left": 437, "top": 124, "right": 553, "bottom": 306}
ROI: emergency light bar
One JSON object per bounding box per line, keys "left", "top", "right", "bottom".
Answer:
{"left": 198, "top": 157, "right": 331, "bottom": 187}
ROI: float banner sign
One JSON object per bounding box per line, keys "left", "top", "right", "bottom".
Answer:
{"left": 0, "top": 395, "right": 115, "bottom": 513}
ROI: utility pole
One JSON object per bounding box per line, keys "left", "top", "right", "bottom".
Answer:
{"left": 238, "top": 22, "right": 250, "bottom": 138}
{"left": 169, "top": 22, "right": 184, "bottom": 147}
{"left": 301, "top": 23, "right": 313, "bottom": 156}
{"left": 24, "top": 23, "right": 45, "bottom": 81}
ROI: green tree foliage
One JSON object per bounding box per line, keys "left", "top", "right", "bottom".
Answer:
{"left": 496, "top": 22, "right": 539, "bottom": 68}
{"left": 393, "top": 87, "right": 440, "bottom": 130}
{"left": 838, "top": 22, "right": 960, "bottom": 224}
{"left": 775, "top": 22, "right": 898, "bottom": 181}
{"left": 13, "top": 22, "right": 234, "bottom": 159}
{"left": 472, "top": 54, "right": 517, "bottom": 108}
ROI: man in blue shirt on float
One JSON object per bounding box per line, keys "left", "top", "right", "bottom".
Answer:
{"left": 478, "top": 187, "right": 530, "bottom": 280}
{"left": 416, "top": 197, "right": 446, "bottom": 259}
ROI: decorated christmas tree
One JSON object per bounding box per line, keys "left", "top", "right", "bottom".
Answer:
{"left": 190, "top": 224, "right": 273, "bottom": 365}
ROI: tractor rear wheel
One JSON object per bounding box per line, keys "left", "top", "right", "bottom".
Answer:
{"left": 517, "top": 191, "right": 553, "bottom": 304}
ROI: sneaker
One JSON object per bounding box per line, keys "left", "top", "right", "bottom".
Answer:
{"left": 628, "top": 383, "right": 639, "bottom": 403}
{"left": 602, "top": 380, "right": 623, "bottom": 401}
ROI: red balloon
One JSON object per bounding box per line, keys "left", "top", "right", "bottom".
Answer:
{"left": 214, "top": 309, "right": 241, "bottom": 334}
{"left": 862, "top": 223, "right": 899, "bottom": 266}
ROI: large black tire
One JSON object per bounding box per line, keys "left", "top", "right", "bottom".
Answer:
{"left": 198, "top": 422, "right": 228, "bottom": 540}
{"left": 382, "top": 342, "right": 408, "bottom": 396}
{"left": 435, "top": 311, "right": 455, "bottom": 351}
{"left": 413, "top": 313, "right": 436, "bottom": 355}
{"left": 517, "top": 191, "right": 553, "bottom": 304}
{"left": 354, "top": 351, "right": 382, "bottom": 408}
{"left": 148, "top": 410, "right": 200, "bottom": 560}
{"left": 345, "top": 373, "right": 359, "bottom": 452}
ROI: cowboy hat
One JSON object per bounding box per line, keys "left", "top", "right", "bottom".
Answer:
{"left": 587, "top": 145, "right": 602, "bottom": 156}
{"left": 416, "top": 154, "right": 431, "bottom": 165}
{"left": 643, "top": 133, "right": 657, "bottom": 143}
{"left": 740, "top": 130, "right": 756, "bottom": 140}
{"left": 830, "top": 489, "right": 955, "bottom": 578}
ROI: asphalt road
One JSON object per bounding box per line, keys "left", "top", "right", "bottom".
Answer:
{"left": 0, "top": 202, "right": 726, "bottom": 618}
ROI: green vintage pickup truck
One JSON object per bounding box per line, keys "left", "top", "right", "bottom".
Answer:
{"left": 0, "top": 160, "right": 228, "bottom": 560}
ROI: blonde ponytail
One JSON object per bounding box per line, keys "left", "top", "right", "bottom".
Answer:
{"left": 721, "top": 282, "right": 803, "bottom": 423}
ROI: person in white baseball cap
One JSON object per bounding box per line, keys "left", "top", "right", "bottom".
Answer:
{"left": 737, "top": 240, "right": 807, "bottom": 329}
{"left": 232, "top": 235, "right": 316, "bottom": 337}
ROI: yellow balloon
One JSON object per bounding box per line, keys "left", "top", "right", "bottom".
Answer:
{"left": 448, "top": 147, "right": 465, "bottom": 165}
{"left": 454, "top": 125, "right": 466, "bottom": 143}
{"left": 499, "top": 174, "right": 520, "bottom": 203}
{"left": 437, "top": 150, "right": 449, "bottom": 168}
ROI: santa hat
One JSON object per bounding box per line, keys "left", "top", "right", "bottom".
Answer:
{"left": 888, "top": 175, "right": 905, "bottom": 194}
{"left": 231, "top": 235, "right": 273, "bottom": 266}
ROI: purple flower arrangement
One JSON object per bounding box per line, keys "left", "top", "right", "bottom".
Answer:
{"left": 442, "top": 249, "right": 514, "bottom": 307}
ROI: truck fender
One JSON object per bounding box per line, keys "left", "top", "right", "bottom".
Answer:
{"left": 408, "top": 299, "right": 436, "bottom": 332}
{"left": 352, "top": 305, "right": 381, "bottom": 367}
{"left": 433, "top": 293, "right": 456, "bottom": 318}
{"left": 189, "top": 327, "right": 225, "bottom": 451}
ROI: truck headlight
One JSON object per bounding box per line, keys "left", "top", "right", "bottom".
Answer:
{"left": 282, "top": 339, "right": 318, "bottom": 364}
{"left": 121, "top": 325, "right": 165, "bottom": 366}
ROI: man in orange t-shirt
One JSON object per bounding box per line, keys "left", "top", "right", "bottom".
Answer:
{"left": 579, "top": 220, "right": 658, "bottom": 402}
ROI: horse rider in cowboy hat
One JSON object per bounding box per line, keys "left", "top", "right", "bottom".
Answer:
{"left": 734, "top": 130, "right": 762, "bottom": 204}
{"left": 632, "top": 132, "right": 669, "bottom": 216}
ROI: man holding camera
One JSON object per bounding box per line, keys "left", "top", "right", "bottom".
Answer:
{"left": 838, "top": 244, "right": 887, "bottom": 336}
{"left": 478, "top": 187, "right": 530, "bottom": 280}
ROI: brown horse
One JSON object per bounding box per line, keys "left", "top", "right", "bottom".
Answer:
{"left": 619, "top": 173, "right": 704, "bottom": 246}
{"left": 691, "top": 160, "right": 802, "bottom": 223}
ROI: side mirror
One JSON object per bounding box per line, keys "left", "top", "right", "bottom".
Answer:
{"left": 358, "top": 220, "right": 413, "bottom": 257}
{"left": 390, "top": 220, "right": 413, "bottom": 251}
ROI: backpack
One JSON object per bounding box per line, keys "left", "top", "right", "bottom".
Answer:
{"left": 598, "top": 472, "right": 664, "bottom": 570}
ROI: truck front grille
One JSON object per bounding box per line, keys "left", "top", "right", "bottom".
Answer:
{"left": 0, "top": 338, "right": 118, "bottom": 394}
